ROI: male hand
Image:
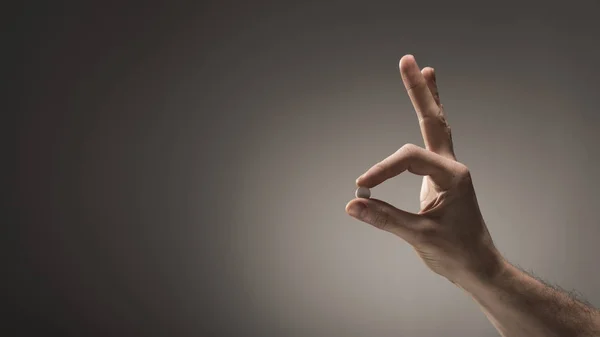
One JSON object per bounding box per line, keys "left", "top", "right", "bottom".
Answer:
{"left": 346, "top": 55, "right": 503, "bottom": 285}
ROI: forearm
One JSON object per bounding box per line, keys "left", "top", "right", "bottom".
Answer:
{"left": 456, "top": 259, "right": 600, "bottom": 337}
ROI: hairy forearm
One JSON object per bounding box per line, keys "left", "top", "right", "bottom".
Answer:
{"left": 456, "top": 259, "right": 600, "bottom": 337}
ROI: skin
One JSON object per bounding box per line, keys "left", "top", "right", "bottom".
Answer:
{"left": 345, "top": 54, "right": 600, "bottom": 337}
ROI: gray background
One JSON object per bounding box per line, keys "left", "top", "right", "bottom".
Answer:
{"left": 12, "top": 2, "right": 600, "bottom": 336}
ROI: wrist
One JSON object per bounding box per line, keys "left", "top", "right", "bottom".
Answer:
{"left": 453, "top": 249, "right": 512, "bottom": 295}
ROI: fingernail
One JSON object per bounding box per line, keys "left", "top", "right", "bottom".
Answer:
{"left": 347, "top": 202, "right": 367, "bottom": 218}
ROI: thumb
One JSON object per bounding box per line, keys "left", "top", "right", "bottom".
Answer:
{"left": 346, "top": 198, "right": 422, "bottom": 242}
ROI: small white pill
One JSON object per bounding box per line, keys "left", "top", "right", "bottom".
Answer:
{"left": 355, "top": 186, "right": 371, "bottom": 199}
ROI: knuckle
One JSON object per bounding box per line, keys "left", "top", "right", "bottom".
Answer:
{"left": 419, "top": 108, "right": 448, "bottom": 127}
{"left": 405, "top": 79, "right": 425, "bottom": 93}
{"left": 371, "top": 210, "right": 393, "bottom": 231}
{"left": 399, "top": 143, "right": 419, "bottom": 155}
{"left": 452, "top": 163, "right": 472, "bottom": 187}
{"left": 373, "top": 162, "right": 389, "bottom": 175}
{"left": 455, "top": 163, "right": 471, "bottom": 180}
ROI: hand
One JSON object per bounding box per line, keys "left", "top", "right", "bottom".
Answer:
{"left": 346, "top": 55, "right": 504, "bottom": 285}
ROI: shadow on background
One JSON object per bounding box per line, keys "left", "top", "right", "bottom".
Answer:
{"left": 11, "top": 2, "right": 600, "bottom": 336}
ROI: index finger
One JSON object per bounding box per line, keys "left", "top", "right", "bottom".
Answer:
{"left": 356, "top": 144, "right": 458, "bottom": 190}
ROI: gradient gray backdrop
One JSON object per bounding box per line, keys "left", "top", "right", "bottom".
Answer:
{"left": 12, "top": 2, "right": 600, "bottom": 337}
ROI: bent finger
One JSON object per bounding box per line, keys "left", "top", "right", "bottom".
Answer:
{"left": 356, "top": 144, "right": 461, "bottom": 190}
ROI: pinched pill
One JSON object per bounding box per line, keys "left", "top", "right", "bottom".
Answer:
{"left": 355, "top": 186, "right": 371, "bottom": 199}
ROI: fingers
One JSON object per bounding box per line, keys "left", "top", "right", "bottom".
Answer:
{"left": 345, "top": 198, "right": 424, "bottom": 242}
{"left": 422, "top": 66, "right": 455, "bottom": 159}
{"left": 399, "top": 55, "right": 454, "bottom": 157}
{"left": 421, "top": 67, "right": 440, "bottom": 106}
{"left": 356, "top": 143, "right": 461, "bottom": 190}
{"left": 399, "top": 55, "right": 439, "bottom": 123}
